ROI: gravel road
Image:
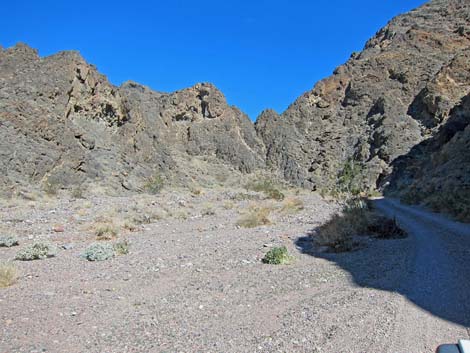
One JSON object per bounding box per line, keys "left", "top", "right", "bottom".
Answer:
{"left": 373, "top": 198, "right": 470, "bottom": 353}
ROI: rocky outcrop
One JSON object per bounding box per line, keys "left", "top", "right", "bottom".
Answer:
{"left": 256, "top": 0, "right": 470, "bottom": 192}
{"left": 0, "top": 44, "right": 265, "bottom": 193}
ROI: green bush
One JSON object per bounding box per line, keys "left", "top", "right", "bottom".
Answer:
{"left": 15, "top": 242, "right": 58, "bottom": 261}
{"left": 0, "top": 235, "right": 19, "bottom": 248}
{"left": 81, "top": 243, "right": 115, "bottom": 261}
{"left": 262, "top": 246, "right": 293, "bottom": 265}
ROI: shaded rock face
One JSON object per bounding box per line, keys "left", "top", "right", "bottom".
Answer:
{"left": 256, "top": 0, "right": 470, "bottom": 191}
{"left": 385, "top": 93, "right": 470, "bottom": 219}
{"left": 0, "top": 44, "right": 265, "bottom": 192}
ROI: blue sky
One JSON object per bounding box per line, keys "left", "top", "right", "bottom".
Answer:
{"left": 2, "top": 0, "right": 426, "bottom": 119}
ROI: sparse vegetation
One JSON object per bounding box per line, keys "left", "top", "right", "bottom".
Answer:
{"left": 0, "top": 235, "right": 19, "bottom": 247}
{"left": 81, "top": 243, "right": 115, "bottom": 261}
{"left": 15, "top": 242, "right": 58, "bottom": 261}
{"left": 262, "top": 246, "right": 293, "bottom": 265}
{"left": 0, "top": 262, "right": 18, "bottom": 288}
{"left": 113, "top": 239, "right": 130, "bottom": 255}
{"left": 144, "top": 173, "right": 164, "bottom": 194}
{"left": 236, "top": 205, "right": 272, "bottom": 228}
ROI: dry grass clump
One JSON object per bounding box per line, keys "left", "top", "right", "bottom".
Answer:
{"left": 281, "top": 197, "right": 304, "bottom": 214}
{"left": 95, "top": 223, "right": 119, "bottom": 240}
{"left": 236, "top": 205, "right": 272, "bottom": 228}
{"left": 315, "top": 199, "right": 406, "bottom": 252}
{"left": 0, "top": 262, "right": 18, "bottom": 288}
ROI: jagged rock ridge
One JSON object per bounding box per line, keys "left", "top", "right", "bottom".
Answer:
{"left": 256, "top": 0, "right": 470, "bottom": 194}
{"left": 0, "top": 44, "right": 265, "bottom": 193}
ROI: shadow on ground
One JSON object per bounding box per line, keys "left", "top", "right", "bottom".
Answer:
{"left": 295, "top": 198, "right": 470, "bottom": 328}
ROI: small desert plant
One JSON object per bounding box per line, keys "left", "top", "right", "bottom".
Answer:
{"left": 0, "top": 262, "right": 18, "bottom": 288}
{"left": 113, "top": 239, "right": 130, "bottom": 255}
{"left": 95, "top": 224, "right": 119, "bottom": 240}
{"left": 0, "top": 235, "right": 19, "bottom": 247}
{"left": 15, "top": 242, "right": 58, "bottom": 261}
{"left": 262, "top": 246, "right": 293, "bottom": 265}
{"left": 246, "top": 178, "right": 285, "bottom": 201}
{"left": 144, "top": 173, "right": 164, "bottom": 194}
{"left": 281, "top": 197, "right": 304, "bottom": 214}
{"left": 424, "top": 189, "right": 470, "bottom": 223}
{"left": 236, "top": 205, "right": 272, "bottom": 228}
{"left": 81, "top": 243, "right": 115, "bottom": 261}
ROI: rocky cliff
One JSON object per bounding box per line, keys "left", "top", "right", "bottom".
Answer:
{"left": 256, "top": 0, "right": 470, "bottom": 195}
{"left": 0, "top": 44, "right": 265, "bottom": 193}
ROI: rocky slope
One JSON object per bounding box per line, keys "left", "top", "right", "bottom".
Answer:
{"left": 256, "top": 0, "right": 470, "bottom": 194}
{"left": 0, "top": 44, "right": 265, "bottom": 194}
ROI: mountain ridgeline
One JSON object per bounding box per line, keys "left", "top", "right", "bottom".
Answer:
{"left": 1, "top": 0, "right": 469, "bottom": 219}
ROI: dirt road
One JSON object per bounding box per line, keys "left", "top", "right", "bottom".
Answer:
{"left": 373, "top": 198, "right": 470, "bottom": 353}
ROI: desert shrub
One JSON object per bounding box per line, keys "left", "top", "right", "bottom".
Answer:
{"left": 113, "top": 239, "right": 130, "bottom": 255}
{"left": 95, "top": 224, "right": 119, "bottom": 240}
{"left": 236, "top": 206, "right": 271, "bottom": 228}
{"left": 262, "top": 246, "right": 293, "bottom": 265}
{"left": 15, "top": 242, "right": 58, "bottom": 261}
{"left": 0, "top": 262, "right": 18, "bottom": 288}
{"left": 315, "top": 199, "right": 406, "bottom": 252}
{"left": 245, "top": 178, "right": 285, "bottom": 200}
{"left": 144, "top": 173, "right": 164, "bottom": 194}
{"left": 281, "top": 197, "right": 304, "bottom": 214}
{"left": 0, "top": 235, "right": 19, "bottom": 247}
{"left": 81, "top": 243, "right": 115, "bottom": 261}
{"left": 336, "top": 158, "right": 365, "bottom": 196}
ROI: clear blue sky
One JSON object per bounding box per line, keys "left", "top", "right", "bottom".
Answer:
{"left": 2, "top": 0, "right": 426, "bottom": 119}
